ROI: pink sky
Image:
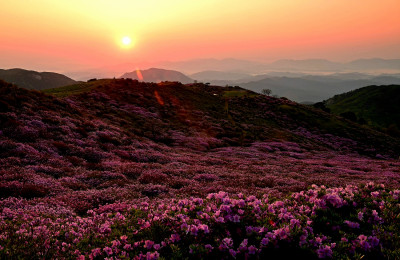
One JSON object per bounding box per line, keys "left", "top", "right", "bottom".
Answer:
{"left": 1, "top": 0, "right": 399, "bottom": 74}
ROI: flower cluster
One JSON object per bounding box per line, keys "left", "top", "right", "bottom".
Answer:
{"left": 0, "top": 183, "right": 399, "bottom": 259}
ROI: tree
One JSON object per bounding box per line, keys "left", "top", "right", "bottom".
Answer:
{"left": 262, "top": 89, "right": 272, "bottom": 96}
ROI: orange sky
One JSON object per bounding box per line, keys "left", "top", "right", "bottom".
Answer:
{"left": 1, "top": 0, "right": 399, "bottom": 74}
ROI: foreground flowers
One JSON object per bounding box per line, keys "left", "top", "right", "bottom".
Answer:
{"left": 0, "top": 182, "right": 399, "bottom": 259}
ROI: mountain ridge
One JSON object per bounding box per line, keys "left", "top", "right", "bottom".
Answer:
{"left": 120, "top": 68, "right": 193, "bottom": 83}
{"left": 0, "top": 68, "right": 76, "bottom": 90}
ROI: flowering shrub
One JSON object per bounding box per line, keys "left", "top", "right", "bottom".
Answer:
{"left": 0, "top": 183, "right": 399, "bottom": 259}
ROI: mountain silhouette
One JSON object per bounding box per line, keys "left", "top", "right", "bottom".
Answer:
{"left": 240, "top": 75, "right": 400, "bottom": 103}
{"left": 121, "top": 68, "right": 193, "bottom": 84}
{"left": 0, "top": 68, "right": 76, "bottom": 90}
{"left": 158, "top": 58, "right": 400, "bottom": 74}
{"left": 190, "top": 70, "right": 251, "bottom": 81}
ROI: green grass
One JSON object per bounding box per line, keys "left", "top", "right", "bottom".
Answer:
{"left": 42, "top": 81, "right": 105, "bottom": 97}
{"left": 223, "top": 90, "right": 258, "bottom": 98}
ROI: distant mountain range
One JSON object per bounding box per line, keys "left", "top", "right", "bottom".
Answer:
{"left": 62, "top": 58, "right": 400, "bottom": 81}
{"left": 325, "top": 85, "right": 400, "bottom": 134}
{"left": 190, "top": 70, "right": 251, "bottom": 81}
{"left": 188, "top": 71, "right": 400, "bottom": 103}
{"left": 0, "top": 68, "right": 76, "bottom": 90}
{"left": 160, "top": 58, "right": 400, "bottom": 74}
{"left": 121, "top": 68, "right": 194, "bottom": 84}
{"left": 4, "top": 66, "right": 400, "bottom": 105}
{"left": 117, "top": 67, "right": 400, "bottom": 103}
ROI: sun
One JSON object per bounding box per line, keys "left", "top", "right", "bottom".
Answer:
{"left": 122, "top": 36, "right": 131, "bottom": 45}
{"left": 120, "top": 36, "right": 134, "bottom": 48}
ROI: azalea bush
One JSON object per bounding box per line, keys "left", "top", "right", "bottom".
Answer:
{"left": 0, "top": 182, "right": 399, "bottom": 259}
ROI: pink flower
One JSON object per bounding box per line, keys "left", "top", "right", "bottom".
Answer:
{"left": 123, "top": 244, "right": 133, "bottom": 250}
{"left": 120, "top": 235, "right": 128, "bottom": 243}
{"left": 371, "top": 191, "right": 380, "bottom": 198}
{"left": 90, "top": 248, "right": 102, "bottom": 258}
{"left": 170, "top": 233, "right": 180, "bottom": 243}
{"left": 103, "top": 247, "right": 113, "bottom": 256}
{"left": 146, "top": 251, "right": 160, "bottom": 260}
{"left": 222, "top": 237, "right": 233, "bottom": 248}
{"left": 358, "top": 235, "right": 371, "bottom": 251}
{"left": 153, "top": 244, "right": 161, "bottom": 250}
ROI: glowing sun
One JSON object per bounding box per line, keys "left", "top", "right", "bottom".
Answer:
{"left": 120, "top": 36, "right": 134, "bottom": 48}
{"left": 122, "top": 36, "right": 131, "bottom": 45}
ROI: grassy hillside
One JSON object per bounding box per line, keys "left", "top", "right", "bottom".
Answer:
{"left": 40, "top": 79, "right": 400, "bottom": 156}
{"left": 325, "top": 85, "right": 400, "bottom": 134}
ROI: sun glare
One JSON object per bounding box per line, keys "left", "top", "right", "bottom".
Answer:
{"left": 120, "top": 36, "right": 133, "bottom": 48}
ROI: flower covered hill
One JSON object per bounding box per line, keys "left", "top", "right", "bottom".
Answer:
{"left": 1, "top": 78, "right": 400, "bottom": 259}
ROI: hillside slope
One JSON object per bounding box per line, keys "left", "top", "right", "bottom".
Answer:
{"left": 42, "top": 78, "right": 400, "bottom": 157}
{"left": 0, "top": 78, "right": 399, "bottom": 204}
{"left": 0, "top": 68, "right": 76, "bottom": 90}
{"left": 325, "top": 85, "right": 400, "bottom": 132}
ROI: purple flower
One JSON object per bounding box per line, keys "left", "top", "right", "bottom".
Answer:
{"left": 248, "top": 245, "right": 257, "bottom": 255}
{"left": 344, "top": 220, "right": 360, "bottom": 229}
{"left": 199, "top": 224, "right": 210, "bottom": 233}
{"left": 205, "top": 244, "right": 213, "bottom": 252}
{"left": 358, "top": 235, "right": 371, "bottom": 251}
{"left": 239, "top": 239, "right": 248, "bottom": 251}
{"left": 190, "top": 225, "right": 198, "bottom": 236}
{"left": 261, "top": 237, "right": 269, "bottom": 246}
{"left": 144, "top": 240, "right": 154, "bottom": 250}
{"left": 317, "top": 245, "right": 332, "bottom": 258}
{"left": 232, "top": 214, "right": 240, "bottom": 223}
{"left": 368, "top": 236, "right": 380, "bottom": 247}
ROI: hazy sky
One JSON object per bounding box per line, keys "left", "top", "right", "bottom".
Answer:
{"left": 1, "top": 0, "right": 399, "bottom": 73}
